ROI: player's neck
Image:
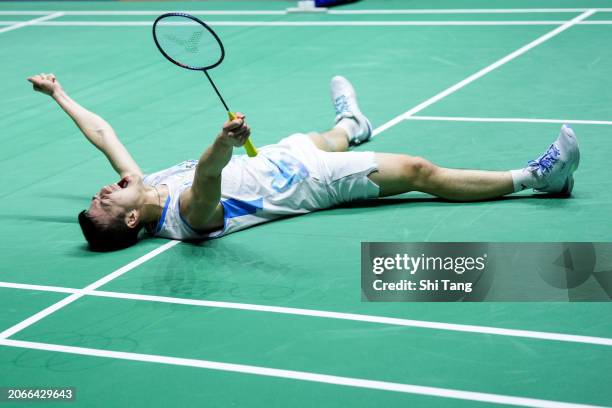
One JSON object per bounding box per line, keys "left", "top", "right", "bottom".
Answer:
{"left": 142, "top": 185, "right": 169, "bottom": 226}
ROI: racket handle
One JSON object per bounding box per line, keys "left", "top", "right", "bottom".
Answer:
{"left": 243, "top": 138, "right": 258, "bottom": 158}
{"left": 228, "top": 111, "right": 258, "bottom": 157}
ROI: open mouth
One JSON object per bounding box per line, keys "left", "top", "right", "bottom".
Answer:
{"left": 117, "top": 176, "right": 130, "bottom": 189}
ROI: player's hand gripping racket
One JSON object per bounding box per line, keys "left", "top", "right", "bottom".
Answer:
{"left": 152, "top": 12, "right": 258, "bottom": 157}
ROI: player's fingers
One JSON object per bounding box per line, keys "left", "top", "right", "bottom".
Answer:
{"left": 233, "top": 125, "right": 250, "bottom": 138}
{"left": 241, "top": 131, "right": 250, "bottom": 144}
{"left": 229, "top": 125, "right": 249, "bottom": 140}
{"left": 236, "top": 134, "right": 249, "bottom": 145}
{"left": 224, "top": 118, "right": 244, "bottom": 131}
{"left": 239, "top": 126, "right": 251, "bottom": 138}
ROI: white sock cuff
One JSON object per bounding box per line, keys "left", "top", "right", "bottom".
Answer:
{"left": 334, "top": 117, "right": 359, "bottom": 143}
{"left": 510, "top": 168, "right": 534, "bottom": 192}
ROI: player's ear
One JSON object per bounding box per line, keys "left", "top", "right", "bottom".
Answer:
{"left": 125, "top": 209, "right": 140, "bottom": 229}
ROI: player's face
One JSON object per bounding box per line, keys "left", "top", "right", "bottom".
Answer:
{"left": 87, "top": 175, "right": 144, "bottom": 225}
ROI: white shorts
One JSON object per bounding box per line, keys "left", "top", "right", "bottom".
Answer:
{"left": 274, "top": 133, "right": 380, "bottom": 206}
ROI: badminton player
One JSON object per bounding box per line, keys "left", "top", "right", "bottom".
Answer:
{"left": 27, "top": 73, "right": 579, "bottom": 251}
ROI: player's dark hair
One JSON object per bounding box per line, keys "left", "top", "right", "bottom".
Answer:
{"left": 78, "top": 210, "right": 142, "bottom": 252}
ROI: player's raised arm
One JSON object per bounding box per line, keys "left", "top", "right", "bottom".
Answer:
{"left": 27, "top": 73, "right": 142, "bottom": 178}
{"left": 182, "top": 114, "right": 250, "bottom": 228}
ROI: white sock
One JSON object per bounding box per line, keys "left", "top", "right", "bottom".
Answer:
{"left": 510, "top": 168, "right": 536, "bottom": 192}
{"left": 334, "top": 117, "right": 360, "bottom": 143}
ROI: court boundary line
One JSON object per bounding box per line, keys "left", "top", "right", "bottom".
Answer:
{"left": 0, "top": 10, "right": 288, "bottom": 16}
{"left": 407, "top": 116, "right": 612, "bottom": 126}
{"left": 0, "top": 240, "right": 180, "bottom": 340}
{"left": 3, "top": 20, "right": 612, "bottom": 27}
{"left": 371, "top": 9, "right": 597, "bottom": 136}
{"left": 0, "top": 12, "right": 63, "bottom": 34}
{"left": 328, "top": 8, "right": 612, "bottom": 14}
{"left": 0, "top": 338, "right": 605, "bottom": 408}
{"left": 0, "top": 20, "right": 600, "bottom": 27}
{"left": 1, "top": 281, "right": 611, "bottom": 347}
{"left": 1, "top": 8, "right": 612, "bottom": 15}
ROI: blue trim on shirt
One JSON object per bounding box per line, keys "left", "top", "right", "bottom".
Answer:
{"left": 154, "top": 196, "right": 171, "bottom": 234}
{"left": 168, "top": 196, "right": 264, "bottom": 238}
{"left": 221, "top": 198, "right": 263, "bottom": 219}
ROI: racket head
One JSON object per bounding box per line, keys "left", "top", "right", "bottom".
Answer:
{"left": 152, "top": 12, "right": 225, "bottom": 71}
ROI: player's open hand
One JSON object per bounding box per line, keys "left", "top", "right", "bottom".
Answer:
{"left": 219, "top": 113, "right": 251, "bottom": 148}
{"left": 27, "top": 73, "right": 62, "bottom": 96}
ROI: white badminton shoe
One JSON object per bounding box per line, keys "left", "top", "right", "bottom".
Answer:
{"left": 527, "top": 125, "right": 580, "bottom": 195}
{"left": 330, "top": 75, "right": 372, "bottom": 145}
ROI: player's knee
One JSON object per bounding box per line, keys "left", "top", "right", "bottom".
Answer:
{"left": 401, "top": 156, "right": 436, "bottom": 187}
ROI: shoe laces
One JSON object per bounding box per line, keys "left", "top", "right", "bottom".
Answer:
{"left": 334, "top": 95, "right": 350, "bottom": 116}
{"left": 528, "top": 143, "right": 560, "bottom": 174}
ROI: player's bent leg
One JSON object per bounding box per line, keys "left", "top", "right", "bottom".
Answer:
{"left": 369, "top": 153, "right": 514, "bottom": 201}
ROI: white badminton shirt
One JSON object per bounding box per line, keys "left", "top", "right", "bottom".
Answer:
{"left": 142, "top": 143, "right": 319, "bottom": 240}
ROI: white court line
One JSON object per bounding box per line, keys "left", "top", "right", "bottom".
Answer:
{"left": 0, "top": 10, "right": 287, "bottom": 16}
{"left": 408, "top": 116, "right": 612, "bottom": 126}
{"left": 1, "top": 8, "right": 612, "bottom": 15}
{"left": 581, "top": 20, "right": 612, "bottom": 24}
{"left": 0, "top": 12, "right": 63, "bottom": 34}
{"left": 329, "top": 8, "right": 612, "bottom": 14}
{"left": 1, "top": 281, "right": 611, "bottom": 347}
{"left": 372, "top": 9, "right": 597, "bottom": 136}
{"left": 0, "top": 20, "right": 577, "bottom": 27}
{"left": 0, "top": 339, "right": 605, "bottom": 408}
{"left": 0, "top": 240, "right": 180, "bottom": 340}
{"left": 2, "top": 20, "right": 612, "bottom": 27}
{"left": 0, "top": 282, "right": 76, "bottom": 294}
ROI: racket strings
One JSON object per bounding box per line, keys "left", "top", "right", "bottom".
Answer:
{"left": 154, "top": 15, "right": 222, "bottom": 69}
{"left": 163, "top": 30, "right": 204, "bottom": 54}
{"left": 185, "top": 31, "right": 204, "bottom": 53}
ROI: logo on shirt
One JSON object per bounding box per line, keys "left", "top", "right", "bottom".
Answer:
{"left": 265, "top": 152, "right": 309, "bottom": 193}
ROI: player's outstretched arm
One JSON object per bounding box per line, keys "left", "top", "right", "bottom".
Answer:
{"left": 27, "top": 73, "right": 142, "bottom": 178}
{"left": 182, "top": 114, "right": 250, "bottom": 229}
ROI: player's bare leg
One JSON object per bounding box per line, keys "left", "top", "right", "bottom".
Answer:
{"left": 368, "top": 125, "right": 579, "bottom": 200}
{"left": 309, "top": 128, "right": 350, "bottom": 152}
{"left": 369, "top": 153, "right": 514, "bottom": 200}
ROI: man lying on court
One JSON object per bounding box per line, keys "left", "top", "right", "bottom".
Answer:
{"left": 28, "top": 73, "right": 580, "bottom": 251}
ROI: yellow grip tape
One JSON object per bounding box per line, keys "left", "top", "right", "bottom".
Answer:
{"left": 228, "top": 111, "right": 257, "bottom": 157}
